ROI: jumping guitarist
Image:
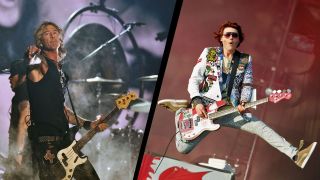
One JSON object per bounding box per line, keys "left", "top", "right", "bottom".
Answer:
{"left": 160, "top": 21, "right": 317, "bottom": 169}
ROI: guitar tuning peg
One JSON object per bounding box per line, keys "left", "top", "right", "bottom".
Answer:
{"left": 265, "top": 88, "right": 273, "bottom": 95}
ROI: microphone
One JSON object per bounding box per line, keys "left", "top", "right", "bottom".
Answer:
{"left": 29, "top": 51, "right": 42, "bottom": 65}
{"left": 1, "top": 68, "right": 10, "bottom": 74}
{"left": 29, "top": 46, "right": 43, "bottom": 65}
{"left": 123, "top": 22, "right": 146, "bottom": 28}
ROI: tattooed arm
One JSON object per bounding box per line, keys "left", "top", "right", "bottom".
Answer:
{"left": 64, "top": 106, "right": 107, "bottom": 131}
{"left": 15, "top": 100, "right": 30, "bottom": 165}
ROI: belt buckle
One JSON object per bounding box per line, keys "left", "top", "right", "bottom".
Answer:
{"left": 38, "top": 136, "right": 62, "bottom": 143}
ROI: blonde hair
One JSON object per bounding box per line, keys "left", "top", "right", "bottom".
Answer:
{"left": 34, "top": 21, "right": 66, "bottom": 59}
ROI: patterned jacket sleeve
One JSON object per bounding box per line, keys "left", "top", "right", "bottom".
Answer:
{"left": 187, "top": 48, "right": 208, "bottom": 99}
{"left": 240, "top": 55, "right": 253, "bottom": 102}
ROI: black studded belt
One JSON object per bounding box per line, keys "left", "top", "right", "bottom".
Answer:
{"left": 38, "top": 136, "right": 63, "bottom": 143}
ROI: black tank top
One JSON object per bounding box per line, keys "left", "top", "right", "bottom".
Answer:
{"left": 27, "top": 57, "right": 68, "bottom": 137}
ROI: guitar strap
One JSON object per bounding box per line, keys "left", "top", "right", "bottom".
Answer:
{"left": 61, "top": 70, "right": 81, "bottom": 132}
{"left": 227, "top": 51, "right": 241, "bottom": 98}
{"left": 65, "top": 84, "right": 81, "bottom": 131}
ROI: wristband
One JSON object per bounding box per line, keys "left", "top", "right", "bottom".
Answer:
{"left": 83, "top": 121, "right": 92, "bottom": 130}
{"left": 191, "top": 96, "right": 203, "bottom": 106}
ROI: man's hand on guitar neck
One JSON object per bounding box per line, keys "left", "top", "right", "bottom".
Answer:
{"left": 237, "top": 101, "right": 246, "bottom": 114}
{"left": 90, "top": 117, "right": 108, "bottom": 132}
{"left": 195, "top": 104, "right": 208, "bottom": 118}
{"left": 82, "top": 115, "right": 108, "bottom": 132}
{"left": 195, "top": 101, "right": 247, "bottom": 118}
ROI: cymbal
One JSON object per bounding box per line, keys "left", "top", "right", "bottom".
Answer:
{"left": 137, "top": 75, "right": 158, "bottom": 82}
{"left": 125, "top": 98, "right": 151, "bottom": 113}
{"left": 130, "top": 101, "right": 151, "bottom": 113}
{"left": 1, "top": 68, "right": 10, "bottom": 74}
{"left": 103, "top": 93, "right": 121, "bottom": 97}
{"left": 70, "top": 76, "right": 124, "bottom": 83}
{"left": 99, "top": 93, "right": 122, "bottom": 101}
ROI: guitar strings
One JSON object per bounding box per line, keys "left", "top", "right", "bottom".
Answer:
{"left": 60, "top": 97, "right": 132, "bottom": 166}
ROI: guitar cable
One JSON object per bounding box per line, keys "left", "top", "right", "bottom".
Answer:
{"left": 154, "top": 130, "right": 180, "bottom": 173}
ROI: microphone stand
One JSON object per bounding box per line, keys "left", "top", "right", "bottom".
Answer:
{"left": 80, "top": 24, "right": 134, "bottom": 63}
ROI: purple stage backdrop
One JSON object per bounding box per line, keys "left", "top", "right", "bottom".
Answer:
{"left": 0, "top": 0, "right": 176, "bottom": 179}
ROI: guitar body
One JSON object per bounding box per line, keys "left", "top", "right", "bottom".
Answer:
{"left": 174, "top": 90, "right": 292, "bottom": 141}
{"left": 57, "top": 141, "right": 88, "bottom": 180}
{"left": 55, "top": 92, "right": 137, "bottom": 179}
{"left": 175, "top": 101, "right": 226, "bottom": 140}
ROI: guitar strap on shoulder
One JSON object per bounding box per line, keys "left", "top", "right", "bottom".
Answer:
{"left": 227, "top": 51, "right": 241, "bottom": 98}
{"left": 66, "top": 86, "right": 81, "bottom": 129}
{"left": 63, "top": 72, "right": 81, "bottom": 131}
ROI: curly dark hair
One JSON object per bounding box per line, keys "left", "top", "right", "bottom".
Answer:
{"left": 214, "top": 21, "right": 244, "bottom": 47}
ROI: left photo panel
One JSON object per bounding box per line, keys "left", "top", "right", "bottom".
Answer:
{"left": 0, "top": 0, "right": 178, "bottom": 179}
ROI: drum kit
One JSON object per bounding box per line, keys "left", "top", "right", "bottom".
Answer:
{"left": 58, "top": 0, "right": 164, "bottom": 177}
{"left": 68, "top": 73, "right": 156, "bottom": 178}
{"left": 69, "top": 74, "right": 156, "bottom": 113}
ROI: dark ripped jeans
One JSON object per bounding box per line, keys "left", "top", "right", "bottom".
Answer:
{"left": 32, "top": 138, "right": 100, "bottom": 180}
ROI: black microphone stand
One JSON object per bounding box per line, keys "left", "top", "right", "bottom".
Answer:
{"left": 80, "top": 24, "right": 135, "bottom": 63}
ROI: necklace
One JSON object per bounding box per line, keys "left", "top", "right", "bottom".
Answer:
{"left": 223, "top": 56, "right": 232, "bottom": 74}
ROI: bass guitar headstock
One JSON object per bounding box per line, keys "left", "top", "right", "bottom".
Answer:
{"left": 116, "top": 92, "right": 138, "bottom": 109}
{"left": 268, "top": 89, "right": 292, "bottom": 103}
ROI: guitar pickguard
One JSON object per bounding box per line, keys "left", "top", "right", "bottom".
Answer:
{"left": 175, "top": 102, "right": 222, "bottom": 140}
{"left": 57, "top": 141, "right": 88, "bottom": 180}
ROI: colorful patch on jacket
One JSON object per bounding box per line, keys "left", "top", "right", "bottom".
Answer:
{"left": 240, "top": 53, "right": 249, "bottom": 64}
{"left": 206, "top": 48, "right": 217, "bottom": 62}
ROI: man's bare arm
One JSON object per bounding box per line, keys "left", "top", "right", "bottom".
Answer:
{"left": 64, "top": 106, "right": 87, "bottom": 127}
{"left": 64, "top": 106, "right": 108, "bottom": 131}
{"left": 26, "top": 45, "right": 48, "bottom": 82}
{"left": 15, "top": 100, "right": 30, "bottom": 165}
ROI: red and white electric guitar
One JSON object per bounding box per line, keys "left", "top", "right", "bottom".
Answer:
{"left": 175, "top": 90, "right": 292, "bottom": 141}
{"left": 57, "top": 92, "right": 137, "bottom": 180}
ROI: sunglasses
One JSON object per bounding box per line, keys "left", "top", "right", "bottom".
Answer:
{"left": 223, "top": 32, "right": 239, "bottom": 38}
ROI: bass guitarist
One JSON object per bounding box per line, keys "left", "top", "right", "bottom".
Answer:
{"left": 169, "top": 21, "right": 317, "bottom": 169}
{"left": 25, "top": 21, "right": 107, "bottom": 180}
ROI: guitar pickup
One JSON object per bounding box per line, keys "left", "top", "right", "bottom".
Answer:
{"left": 179, "top": 118, "right": 194, "bottom": 132}
{"left": 195, "top": 116, "right": 200, "bottom": 126}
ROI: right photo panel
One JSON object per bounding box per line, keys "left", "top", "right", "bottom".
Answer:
{"left": 138, "top": 0, "right": 320, "bottom": 179}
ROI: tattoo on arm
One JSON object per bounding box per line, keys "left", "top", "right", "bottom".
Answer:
{"left": 18, "top": 101, "right": 30, "bottom": 126}
{"left": 64, "top": 106, "right": 86, "bottom": 126}
{"left": 16, "top": 100, "right": 30, "bottom": 157}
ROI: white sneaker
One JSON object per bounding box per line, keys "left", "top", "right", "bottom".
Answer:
{"left": 157, "top": 99, "right": 189, "bottom": 112}
{"left": 294, "top": 141, "right": 317, "bottom": 169}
